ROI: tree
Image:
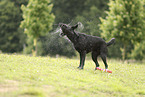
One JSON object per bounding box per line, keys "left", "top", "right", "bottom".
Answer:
{"left": 0, "top": 0, "right": 25, "bottom": 53}
{"left": 100, "top": 0, "right": 145, "bottom": 60}
{"left": 20, "top": 0, "right": 55, "bottom": 56}
{"left": 52, "top": 0, "right": 87, "bottom": 24}
{"left": 10, "top": 0, "right": 28, "bottom": 7}
{"left": 131, "top": 41, "right": 145, "bottom": 60}
{"left": 74, "top": 4, "right": 108, "bottom": 36}
{"left": 131, "top": 0, "right": 145, "bottom": 61}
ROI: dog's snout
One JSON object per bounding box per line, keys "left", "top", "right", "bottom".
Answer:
{"left": 59, "top": 23, "right": 64, "bottom": 27}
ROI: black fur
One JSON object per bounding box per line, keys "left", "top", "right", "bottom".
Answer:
{"left": 60, "top": 23, "right": 115, "bottom": 70}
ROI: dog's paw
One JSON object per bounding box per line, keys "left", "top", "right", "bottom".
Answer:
{"left": 95, "top": 67, "right": 100, "bottom": 70}
{"left": 77, "top": 67, "right": 83, "bottom": 70}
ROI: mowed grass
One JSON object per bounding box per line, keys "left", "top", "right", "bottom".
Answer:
{"left": 0, "top": 54, "right": 145, "bottom": 97}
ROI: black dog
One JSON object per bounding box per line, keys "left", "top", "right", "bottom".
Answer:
{"left": 59, "top": 22, "right": 115, "bottom": 70}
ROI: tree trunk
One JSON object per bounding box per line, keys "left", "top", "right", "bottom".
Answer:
{"left": 32, "top": 38, "right": 37, "bottom": 56}
{"left": 122, "top": 44, "right": 126, "bottom": 61}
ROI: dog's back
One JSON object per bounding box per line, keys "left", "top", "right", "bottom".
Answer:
{"left": 73, "top": 32, "right": 107, "bottom": 53}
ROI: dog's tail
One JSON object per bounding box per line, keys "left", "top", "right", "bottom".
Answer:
{"left": 107, "top": 38, "right": 115, "bottom": 46}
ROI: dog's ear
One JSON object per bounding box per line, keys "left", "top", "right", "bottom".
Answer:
{"left": 71, "top": 24, "right": 78, "bottom": 30}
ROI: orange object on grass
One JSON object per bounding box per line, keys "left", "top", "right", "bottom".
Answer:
{"left": 96, "top": 67, "right": 112, "bottom": 73}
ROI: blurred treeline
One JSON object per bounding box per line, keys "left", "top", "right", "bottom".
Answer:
{"left": 0, "top": 0, "right": 144, "bottom": 60}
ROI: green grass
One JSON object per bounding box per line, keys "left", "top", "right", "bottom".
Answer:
{"left": 0, "top": 54, "right": 145, "bottom": 97}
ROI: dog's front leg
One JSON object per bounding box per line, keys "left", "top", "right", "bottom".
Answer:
{"left": 78, "top": 51, "right": 86, "bottom": 69}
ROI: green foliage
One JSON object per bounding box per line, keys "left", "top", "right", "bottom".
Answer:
{"left": 21, "top": 0, "right": 55, "bottom": 56}
{"left": 131, "top": 0, "right": 145, "bottom": 60}
{"left": 10, "top": 0, "right": 28, "bottom": 6}
{"left": 74, "top": 6, "right": 102, "bottom": 36}
{"left": 21, "top": 0, "right": 55, "bottom": 38}
{"left": 0, "top": 0, "right": 26, "bottom": 53}
{"left": 131, "top": 41, "right": 145, "bottom": 60}
{"left": 0, "top": 54, "right": 145, "bottom": 97}
{"left": 52, "top": 0, "right": 87, "bottom": 24}
{"left": 76, "top": 0, "right": 109, "bottom": 36}
{"left": 100, "top": 0, "right": 145, "bottom": 60}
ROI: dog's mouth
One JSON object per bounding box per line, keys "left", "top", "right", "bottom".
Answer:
{"left": 59, "top": 32, "right": 65, "bottom": 37}
{"left": 58, "top": 28, "right": 66, "bottom": 37}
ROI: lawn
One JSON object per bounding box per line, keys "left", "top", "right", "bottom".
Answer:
{"left": 0, "top": 54, "right": 145, "bottom": 97}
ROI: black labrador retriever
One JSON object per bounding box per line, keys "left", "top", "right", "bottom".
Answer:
{"left": 59, "top": 22, "right": 115, "bottom": 70}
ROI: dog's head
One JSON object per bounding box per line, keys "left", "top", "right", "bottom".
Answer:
{"left": 59, "top": 23, "right": 78, "bottom": 37}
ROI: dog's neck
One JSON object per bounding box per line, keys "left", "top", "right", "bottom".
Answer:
{"left": 66, "top": 31, "right": 78, "bottom": 44}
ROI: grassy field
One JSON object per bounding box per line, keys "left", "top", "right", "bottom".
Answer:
{"left": 0, "top": 54, "right": 145, "bottom": 97}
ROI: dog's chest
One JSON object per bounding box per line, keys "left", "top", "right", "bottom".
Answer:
{"left": 73, "top": 40, "right": 93, "bottom": 52}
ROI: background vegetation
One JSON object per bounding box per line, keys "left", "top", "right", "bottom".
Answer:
{"left": 0, "top": 0, "right": 145, "bottom": 60}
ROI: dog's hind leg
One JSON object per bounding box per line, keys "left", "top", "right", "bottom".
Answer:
{"left": 92, "top": 51, "right": 100, "bottom": 70}
{"left": 100, "top": 45, "right": 108, "bottom": 69}
{"left": 100, "top": 53, "right": 108, "bottom": 69}
{"left": 78, "top": 51, "right": 86, "bottom": 69}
